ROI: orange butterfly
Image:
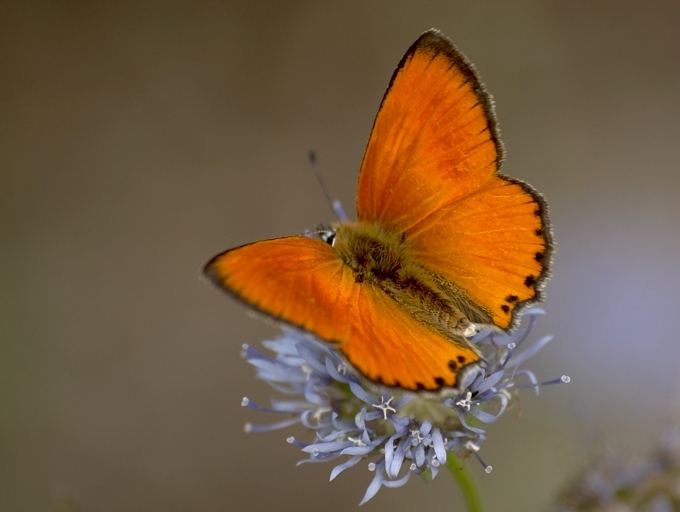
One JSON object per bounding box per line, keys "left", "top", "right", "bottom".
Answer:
{"left": 205, "top": 29, "right": 553, "bottom": 392}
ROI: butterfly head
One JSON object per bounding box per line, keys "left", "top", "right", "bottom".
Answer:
{"left": 320, "top": 229, "right": 336, "bottom": 247}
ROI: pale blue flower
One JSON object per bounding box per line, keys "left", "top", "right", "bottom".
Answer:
{"left": 241, "top": 308, "right": 567, "bottom": 504}
{"left": 552, "top": 427, "right": 680, "bottom": 511}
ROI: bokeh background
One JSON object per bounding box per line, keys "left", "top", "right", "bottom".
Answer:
{"left": 3, "top": 2, "right": 680, "bottom": 511}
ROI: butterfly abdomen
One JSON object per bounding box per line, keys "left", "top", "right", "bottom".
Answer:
{"left": 333, "top": 222, "right": 479, "bottom": 343}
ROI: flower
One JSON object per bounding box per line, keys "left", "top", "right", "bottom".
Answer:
{"left": 551, "top": 427, "right": 680, "bottom": 512}
{"left": 241, "top": 308, "right": 567, "bottom": 504}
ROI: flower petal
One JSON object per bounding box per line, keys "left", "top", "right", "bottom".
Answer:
{"left": 330, "top": 456, "right": 362, "bottom": 481}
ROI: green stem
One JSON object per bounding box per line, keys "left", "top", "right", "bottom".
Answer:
{"left": 446, "top": 452, "right": 485, "bottom": 512}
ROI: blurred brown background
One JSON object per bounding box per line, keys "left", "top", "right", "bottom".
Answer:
{"left": 2, "top": 1, "right": 680, "bottom": 511}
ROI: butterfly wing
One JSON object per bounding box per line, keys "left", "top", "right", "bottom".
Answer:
{"left": 205, "top": 236, "right": 480, "bottom": 391}
{"left": 356, "top": 29, "right": 552, "bottom": 330}
{"left": 357, "top": 29, "right": 501, "bottom": 231}
{"left": 406, "top": 176, "right": 551, "bottom": 329}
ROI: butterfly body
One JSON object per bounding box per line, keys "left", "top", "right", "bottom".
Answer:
{"left": 205, "top": 29, "right": 553, "bottom": 392}
{"left": 333, "top": 221, "right": 488, "bottom": 340}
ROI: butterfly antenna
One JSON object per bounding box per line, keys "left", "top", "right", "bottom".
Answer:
{"left": 308, "top": 150, "right": 348, "bottom": 221}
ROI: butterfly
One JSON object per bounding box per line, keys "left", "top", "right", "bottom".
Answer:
{"left": 205, "top": 29, "right": 553, "bottom": 392}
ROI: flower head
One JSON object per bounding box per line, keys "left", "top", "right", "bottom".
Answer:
{"left": 552, "top": 427, "right": 680, "bottom": 512}
{"left": 241, "top": 308, "right": 567, "bottom": 504}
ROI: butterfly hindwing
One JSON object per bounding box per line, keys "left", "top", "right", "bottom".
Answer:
{"left": 406, "top": 176, "right": 552, "bottom": 328}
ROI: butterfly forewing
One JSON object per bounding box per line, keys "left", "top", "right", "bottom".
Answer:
{"left": 356, "top": 30, "right": 501, "bottom": 232}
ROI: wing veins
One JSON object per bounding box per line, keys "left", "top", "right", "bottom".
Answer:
{"left": 383, "top": 78, "right": 462, "bottom": 191}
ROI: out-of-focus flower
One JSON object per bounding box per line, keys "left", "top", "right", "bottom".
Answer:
{"left": 241, "top": 308, "right": 567, "bottom": 504}
{"left": 552, "top": 428, "right": 680, "bottom": 512}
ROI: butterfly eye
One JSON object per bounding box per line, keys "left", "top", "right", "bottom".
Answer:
{"left": 320, "top": 229, "right": 336, "bottom": 247}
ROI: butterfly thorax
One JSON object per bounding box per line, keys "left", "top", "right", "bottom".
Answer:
{"left": 332, "top": 222, "right": 480, "bottom": 343}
